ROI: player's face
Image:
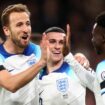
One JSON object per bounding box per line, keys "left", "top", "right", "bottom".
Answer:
{"left": 47, "top": 32, "right": 65, "bottom": 62}
{"left": 92, "top": 23, "right": 105, "bottom": 54}
{"left": 3, "top": 12, "right": 31, "bottom": 48}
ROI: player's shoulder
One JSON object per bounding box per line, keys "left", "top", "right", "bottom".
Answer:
{"left": 0, "top": 44, "right": 7, "bottom": 63}
{"left": 24, "top": 42, "right": 41, "bottom": 58}
{"left": 28, "top": 42, "right": 40, "bottom": 50}
{"left": 96, "top": 60, "right": 105, "bottom": 73}
{"left": 96, "top": 60, "right": 105, "bottom": 83}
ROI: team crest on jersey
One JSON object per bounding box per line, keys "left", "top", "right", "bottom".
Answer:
{"left": 101, "top": 71, "right": 105, "bottom": 80}
{"left": 56, "top": 78, "right": 69, "bottom": 93}
{"left": 27, "top": 59, "right": 36, "bottom": 66}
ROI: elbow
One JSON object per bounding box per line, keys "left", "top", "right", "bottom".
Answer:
{"left": 4, "top": 84, "right": 19, "bottom": 93}
{"left": 8, "top": 88, "right": 18, "bottom": 93}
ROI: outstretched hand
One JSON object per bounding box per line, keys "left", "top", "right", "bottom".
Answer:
{"left": 64, "top": 24, "right": 71, "bottom": 56}
{"left": 40, "top": 33, "right": 49, "bottom": 65}
{"left": 74, "top": 53, "right": 90, "bottom": 69}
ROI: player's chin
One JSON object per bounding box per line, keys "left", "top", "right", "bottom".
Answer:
{"left": 53, "top": 56, "right": 62, "bottom": 62}
{"left": 19, "top": 42, "right": 29, "bottom": 48}
{"left": 22, "top": 40, "right": 29, "bottom": 45}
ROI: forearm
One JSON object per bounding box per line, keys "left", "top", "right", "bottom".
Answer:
{"left": 0, "top": 60, "right": 45, "bottom": 92}
{"left": 64, "top": 53, "right": 95, "bottom": 91}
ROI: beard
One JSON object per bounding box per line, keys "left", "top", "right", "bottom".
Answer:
{"left": 10, "top": 29, "right": 30, "bottom": 48}
{"left": 12, "top": 37, "right": 28, "bottom": 48}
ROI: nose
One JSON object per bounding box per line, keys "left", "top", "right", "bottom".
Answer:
{"left": 55, "top": 43, "right": 60, "bottom": 49}
{"left": 22, "top": 25, "right": 30, "bottom": 33}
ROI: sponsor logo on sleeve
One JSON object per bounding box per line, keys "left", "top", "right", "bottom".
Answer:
{"left": 101, "top": 71, "right": 105, "bottom": 80}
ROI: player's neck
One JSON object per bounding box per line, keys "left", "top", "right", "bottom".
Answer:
{"left": 46, "top": 59, "right": 63, "bottom": 73}
{"left": 3, "top": 40, "right": 24, "bottom": 54}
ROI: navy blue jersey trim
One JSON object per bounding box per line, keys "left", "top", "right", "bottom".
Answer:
{"left": 100, "top": 80, "right": 105, "bottom": 89}
{"left": 100, "top": 80, "right": 105, "bottom": 96}
{"left": 39, "top": 62, "right": 71, "bottom": 80}
{"left": 0, "top": 42, "right": 40, "bottom": 58}
{"left": 0, "top": 65, "right": 6, "bottom": 71}
{"left": 0, "top": 43, "right": 15, "bottom": 58}
{"left": 23, "top": 42, "right": 35, "bottom": 55}
{"left": 101, "top": 91, "right": 105, "bottom": 96}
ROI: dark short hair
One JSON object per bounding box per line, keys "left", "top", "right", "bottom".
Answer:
{"left": 95, "top": 11, "right": 105, "bottom": 28}
{"left": 44, "top": 27, "right": 66, "bottom": 34}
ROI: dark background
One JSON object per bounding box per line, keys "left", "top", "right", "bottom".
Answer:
{"left": 0, "top": 0, "right": 105, "bottom": 69}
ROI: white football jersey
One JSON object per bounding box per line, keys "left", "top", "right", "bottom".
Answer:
{"left": 96, "top": 60, "right": 105, "bottom": 105}
{"left": 0, "top": 42, "right": 41, "bottom": 105}
{"left": 39, "top": 62, "right": 86, "bottom": 105}
{"left": 64, "top": 53, "right": 104, "bottom": 105}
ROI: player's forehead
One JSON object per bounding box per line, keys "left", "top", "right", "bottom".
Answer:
{"left": 9, "top": 12, "right": 30, "bottom": 25}
{"left": 47, "top": 32, "right": 65, "bottom": 37}
{"left": 47, "top": 32, "right": 65, "bottom": 40}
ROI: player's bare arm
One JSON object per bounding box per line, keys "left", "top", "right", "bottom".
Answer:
{"left": 0, "top": 37, "right": 48, "bottom": 93}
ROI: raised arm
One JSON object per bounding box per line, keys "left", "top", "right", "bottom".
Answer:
{"left": 64, "top": 53, "right": 95, "bottom": 91}
{"left": 0, "top": 35, "right": 49, "bottom": 93}
{"left": 64, "top": 24, "right": 71, "bottom": 56}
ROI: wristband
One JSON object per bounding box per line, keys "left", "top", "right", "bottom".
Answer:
{"left": 0, "top": 65, "right": 6, "bottom": 71}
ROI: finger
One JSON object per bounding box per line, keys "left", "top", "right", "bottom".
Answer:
{"left": 74, "top": 53, "right": 90, "bottom": 69}
{"left": 66, "top": 24, "right": 70, "bottom": 39}
{"left": 78, "top": 57, "right": 90, "bottom": 69}
{"left": 46, "top": 45, "right": 50, "bottom": 63}
{"left": 74, "top": 56, "right": 81, "bottom": 63}
{"left": 42, "top": 33, "right": 50, "bottom": 62}
{"left": 66, "top": 24, "right": 71, "bottom": 52}
{"left": 64, "top": 24, "right": 71, "bottom": 56}
{"left": 66, "top": 24, "right": 70, "bottom": 45}
{"left": 42, "top": 33, "right": 47, "bottom": 40}
{"left": 83, "top": 60, "right": 90, "bottom": 69}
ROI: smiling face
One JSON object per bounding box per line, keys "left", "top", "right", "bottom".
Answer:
{"left": 46, "top": 32, "right": 65, "bottom": 63}
{"left": 3, "top": 12, "right": 31, "bottom": 48}
{"left": 92, "top": 23, "right": 105, "bottom": 55}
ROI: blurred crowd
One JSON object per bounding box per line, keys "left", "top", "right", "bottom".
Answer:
{"left": 0, "top": 0, "right": 105, "bottom": 69}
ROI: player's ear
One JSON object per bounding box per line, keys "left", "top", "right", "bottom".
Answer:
{"left": 3, "top": 26, "right": 10, "bottom": 37}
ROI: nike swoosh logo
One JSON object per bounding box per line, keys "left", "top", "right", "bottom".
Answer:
{"left": 8, "top": 69, "right": 14, "bottom": 72}
{"left": 39, "top": 90, "right": 44, "bottom": 95}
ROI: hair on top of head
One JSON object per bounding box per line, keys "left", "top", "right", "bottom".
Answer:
{"left": 95, "top": 11, "right": 105, "bottom": 28}
{"left": 44, "top": 27, "right": 66, "bottom": 34}
{"left": 1, "top": 3, "right": 30, "bottom": 27}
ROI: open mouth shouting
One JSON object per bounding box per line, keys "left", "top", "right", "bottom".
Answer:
{"left": 21, "top": 34, "right": 29, "bottom": 40}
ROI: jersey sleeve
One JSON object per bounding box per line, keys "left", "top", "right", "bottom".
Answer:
{"left": 33, "top": 44, "right": 41, "bottom": 60}
{"left": 0, "top": 54, "right": 6, "bottom": 71}
{"left": 64, "top": 52, "right": 95, "bottom": 92}
{"left": 96, "top": 61, "right": 105, "bottom": 104}
{"left": 0, "top": 54, "right": 5, "bottom": 65}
